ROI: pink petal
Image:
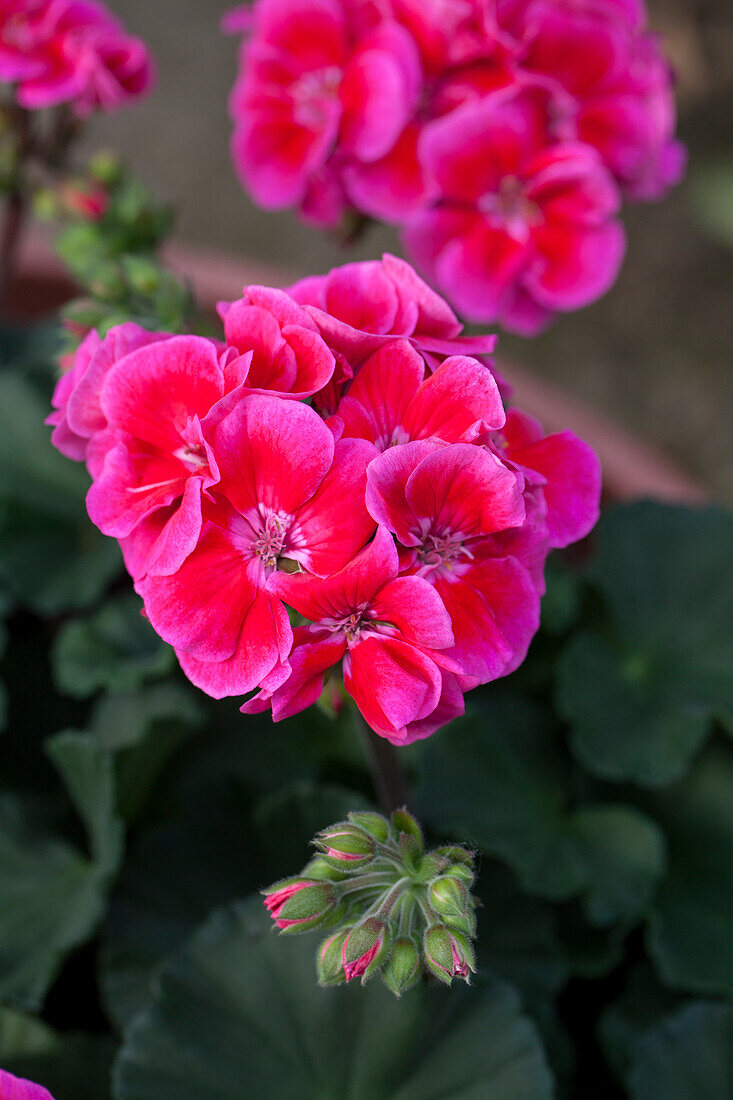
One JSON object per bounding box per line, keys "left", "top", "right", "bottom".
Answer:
{"left": 241, "top": 627, "right": 346, "bottom": 719}
{"left": 343, "top": 123, "right": 434, "bottom": 222}
{"left": 365, "top": 439, "right": 446, "bottom": 545}
{"left": 401, "top": 670, "right": 466, "bottom": 743}
{"left": 212, "top": 394, "right": 335, "bottom": 517}
{"left": 345, "top": 635, "right": 443, "bottom": 742}
{"left": 291, "top": 437, "right": 378, "bottom": 575}
{"left": 0, "top": 1067, "right": 54, "bottom": 1100}
{"left": 344, "top": 339, "right": 425, "bottom": 448}
{"left": 370, "top": 575, "right": 453, "bottom": 649}
{"left": 526, "top": 219, "right": 626, "bottom": 310}
{"left": 403, "top": 354, "right": 505, "bottom": 443}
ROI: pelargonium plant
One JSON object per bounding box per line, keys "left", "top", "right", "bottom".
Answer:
{"left": 48, "top": 253, "right": 601, "bottom": 744}
{"left": 224, "top": 0, "right": 684, "bottom": 332}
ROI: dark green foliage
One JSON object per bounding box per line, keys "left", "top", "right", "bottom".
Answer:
{"left": 0, "top": 323, "right": 731, "bottom": 1097}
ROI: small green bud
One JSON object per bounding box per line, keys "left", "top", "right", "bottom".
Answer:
{"left": 434, "top": 845, "right": 475, "bottom": 868}
{"left": 429, "top": 876, "right": 469, "bottom": 921}
{"left": 315, "top": 822, "right": 375, "bottom": 870}
{"left": 423, "top": 925, "right": 476, "bottom": 986}
{"left": 382, "top": 936, "right": 421, "bottom": 997}
{"left": 300, "top": 856, "right": 349, "bottom": 883}
{"left": 121, "top": 255, "right": 161, "bottom": 296}
{"left": 88, "top": 150, "right": 122, "bottom": 186}
{"left": 316, "top": 928, "right": 350, "bottom": 986}
{"left": 263, "top": 879, "right": 336, "bottom": 934}
{"left": 399, "top": 830, "right": 423, "bottom": 872}
{"left": 391, "top": 808, "right": 423, "bottom": 846}
{"left": 348, "top": 810, "right": 390, "bottom": 843}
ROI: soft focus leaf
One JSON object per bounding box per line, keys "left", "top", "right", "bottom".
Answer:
{"left": 691, "top": 162, "right": 733, "bottom": 247}
{"left": 627, "top": 1002, "right": 733, "bottom": 1100}
{"left": 557, "top": 504, "right": 733, "bottom": 786}
{"left": 52, "top": 597, "right": 174, "bottom": 699}
{"left": 0, "top": 795, "right": 108, "bottom": 1009}
{"left": 598, "top": 965, "right": 684, "bottom": 1082}
{"left": 416, "top": 689, "right": 666, "bottom": 922}
{"left": 113, "top": 901, "right": 554, "bottom": 1100}
{"left": 0, "top": 1008, "right": 114, "bottom": 1100}
{"left": 645, "top": 742, "right": 733, "bottom": 997}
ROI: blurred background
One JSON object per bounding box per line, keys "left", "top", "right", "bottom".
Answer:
{"left": 84, "top": 0, "right": 733, "bottom": 500}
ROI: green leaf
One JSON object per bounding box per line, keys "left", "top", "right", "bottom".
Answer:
{"left": 0, "top": 1008, "right": 114, "bottom": 1100}
{"left": 0, "top": 795, "right": 108, "bottom": 1009}
{"left": 690, "top": 161, "right": 733, "bottom": 247}
{"left": 52, "top": 596, "right": 174, "bottom": 699}
{"left": 627, "top": 1003, "right": 733, "bottom": 1100}
{"left": 598, "top": 965, "right": 684, "bottom": 1082}
{"left": 113, "top": 901, "right": 554, "bottom": 1100}
{"left": 416, "top": 690, "right": 666, "bottom": 922}
{"left": 557, "top": 504, "right": 733, "bottom": 787}
{"left": 645, "top": 743, "right": 733, "bottom": 997}
{"left": 0, "top": 369, "right": 122, "bottom": 615}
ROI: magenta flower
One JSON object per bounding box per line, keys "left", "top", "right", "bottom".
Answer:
{"left": 0, "top": 1067, "right": 54, "bottom": 1099}
{"left": 242, "top": 526, "right": 461, "bottom": 743}
{"left": 0, "top": 0, "right": 154, "bottom": 116}
{"left": 46, "top": 323, "right": 171, "bottom": 470}
{"left": 85, "top": 336, "right": 235, "bottom": 580}
{"left": 139, "top": 395, "right": 377, "bottom": 699}
{"left": 365, "top": 440, "right": 539, "bottom": 688}
{"left": 404, "top": 86, "right": 626, "bottom": 334}
{"left": 225, "top": 0, "right": 422, "bottom": 226}
{"left": 332, "top": 340, "right": 505, "bottom": 451}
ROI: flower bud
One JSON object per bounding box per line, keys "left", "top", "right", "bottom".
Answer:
{"left": 381, "top": 936, "right": 421, "bottom": 997}
{"left": 262, "top": 879, "right": 336, "bottom": 933}
{"left": 300, "top": 856, "right": 349, "bottom": 882}
{"left": 429, "top": 876, "right": 469, "bottom": 921}
{"left": 316, "top": 928, "right": 350, "bottom": 986}
{"left": 348, "top": 811, "right": 390, "bottom": 843}
{"left": 342, "top": 917, "right": 389, "bottom": 983}
{"left": 423, "top": 925, "right": 476, "bottom": 986}
{"left": 315, "top": 822, "right": 375, "bottom": 869}
{"left": 391, "top": 808, "right": 423, "bottom": 846}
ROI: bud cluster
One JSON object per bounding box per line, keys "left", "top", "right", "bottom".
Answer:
{"left": 261, "top": 809, "right": 478, "bottom": 996}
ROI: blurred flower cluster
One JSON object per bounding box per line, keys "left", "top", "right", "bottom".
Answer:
{"left": 263, "top": 808, "right": 479, "bottom": 994}
{"left": 225, "top": 0, "right": 684, "bottom": 332}
{"left": 0, "top": 0, "right": 153, "bottom": 117}
{"left": 48, "top": 254, "right": 600, "bottom": 743}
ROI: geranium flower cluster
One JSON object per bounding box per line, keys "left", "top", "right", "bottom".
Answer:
{"left": 0, "top": 0, "right": 153, "bottom": 116}
{"left": 224, "top": 0, "right": 684, "bottom": 333}
{"left": 49, "top": 255, "right": 601, "bottom": 744}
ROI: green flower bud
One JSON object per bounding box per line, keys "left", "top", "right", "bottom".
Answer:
{"left": 343, "top": 917, "right": 390, "bottom": 984}
{"left": 315, "top": 822, "right": 375, "bottom": 870}
{"left": 382, "top": 936, "right": 421, "bottom": 997}
{"left": 429, "top": 876, "right": 469, "bottom": 921}
{"left": 121, "top": 255, "right": 162, "bottom": 296}
{"left": 348, "top": 811, "right": 390, "bottom": 843}
{"left": 316, "top": 928, "right": 350, "bottom": 986}
{"left": 391, "top": 808, "right": 423, "bottom": 846}
{"left": 300, "top": 856, "right": 349, "bottom": 883}
{"left": 423, "top": 925, "right": 476, "bottom": 986}
{"left": 263, "top": 880, "right": 337, "bottom": 934}
{"left": 398, "top": 830, "right": 423, "bottom": 872}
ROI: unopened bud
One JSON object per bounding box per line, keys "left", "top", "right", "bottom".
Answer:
{"left": 429, "top": 876, "right": 469, "bottom": 921}
{"left": 262, "top": 879, "right": 336, "bottom": 933}
{"left": 316, "top": 928, "right": 350, "bottom": 986}
{"left": 423, "top": 925, "right": 476, "bottom": 986}
{"left": 342, "top": 917, "right": 389, "bottom": 984}
{"left": 399, "top": 830, "right": 423, "bottom": 872}
{"left": 122, "top": 255, "right": 161, "bottom": 296}
{"left": 391, "top": 808, "right": 423, "bottom": 846}
{"left": 300, "top": 856, "right": 348, "bottom": 882}
{"left": 382, "top": 936, "right": 421, "bottom": 997}
{"left": 348, "top": 811, "right": 390, "bottom": 843}
{"left": 315, "top": 822, "right": 375, "bottom": 869}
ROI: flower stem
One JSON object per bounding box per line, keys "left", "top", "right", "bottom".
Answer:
{"left": 356, "top": 713, "right": 410, "bottom": 812}
{"left": 0, "top": 188, "right": 25, "bottom": 316}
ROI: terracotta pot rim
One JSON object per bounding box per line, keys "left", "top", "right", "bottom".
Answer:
{"left": 12, "top": 230, "right": 707, "bottom": 508}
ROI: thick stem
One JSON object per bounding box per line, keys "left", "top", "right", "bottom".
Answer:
{"left": 358, "top": 715, "right": 410, "bottom": 813}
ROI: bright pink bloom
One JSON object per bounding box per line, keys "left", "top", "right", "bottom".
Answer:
{"left": 365, "top": 440, "right": 538, "bottom": 687}
{"left": 217, "top": 285, "right": 336, "bottom": 400}
{"left": 0, "top": 1067, "right": 54, "bottom": 1099}
{"left": 495, "top": 0, "right": 684, "bottom": 200}
{"left": 46, "top": 323, "right": 170, "bottom": 469}
{"left": 85, "top": 336, "right": 237, "bottom": 579}
{"left": 332, "top": 340, "right": 505, "bottom": 450}
{"left": 138, "top": 395, "right": 377, "bottom": 699}
{"left": 242, "top": 526, "right": 462, "bottom": 743}
{"left": 288, "top": 252, "right": 498, "bottom": 377}
{"left": 404, "top": 87, "right": 626, "bottom": 333}
{"left": 226, "top": 0, "right": 422, "bottom": 225}
{"left": 0, "top": 0, "right": 154, "bottom": 116}
{"left": 498, "top": 408, "right": 602, "bottom": 548}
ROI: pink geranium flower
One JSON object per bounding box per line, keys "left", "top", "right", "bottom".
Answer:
{"left": 0, "top": 1066, "right": 54, "bottom": 1099}
{"left": 404, "top": 86, "right": 626, "bottom": 334}
{"left": 138, "top": 395, "right": 377, "bottom": 699}
{"left": 242, "top": 526, "right": 462, "bottom": 744}
{"left": 365, "top": 439, "right": 538, "bottom": 687}
{"left": 0, "top": 0, "right": 154, "bottom": 116}
{"left": 332, "top": 340, "right": 505, "bottom": 450}
{"left": 225, "top": 0, "right": 422, "bottom": 225}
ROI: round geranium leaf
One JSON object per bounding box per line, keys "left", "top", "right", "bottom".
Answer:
{"left": 557, "top": 503, "right": 733, "bottom": 788}
{"left": 113, "top": 901, "right": 554, "bottom": 1100}
{"left": 627, "top": 1002, "right": 733, "bottom": 1100}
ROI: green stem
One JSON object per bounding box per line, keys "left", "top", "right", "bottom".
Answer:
{"left": 356, "top": 712, "right": 410, "bottom": 813}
